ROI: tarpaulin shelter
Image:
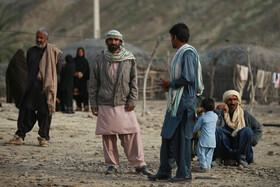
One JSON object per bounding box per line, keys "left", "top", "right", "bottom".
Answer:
{"left": 200, "top": 44, "right": 280, "bottom": 103}
{"left": 60, "top": 39, "right": 168, "bottom": 100}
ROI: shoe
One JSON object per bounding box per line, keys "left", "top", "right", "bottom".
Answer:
{"left": 4, "top": 135, "right": 24, "bottom": 146}
{"left": 148, "top": 174, "right": 171, "bottom": 181}
{"left": 75, "top": 107, "right": 82, "bottom": 111}
{"left": 211, "top": 157, "right": 223, "bottom": 167}
{"left": 84, "top": 105, "right": 89, "bottom": 112}
{"left": 105, "top": 166, "right": 117, "bottom": 175}
{"left": 224, "top": 159, "right": 237, "bottom": 166}
{"left": 37, "top": 137, "right": 48, "bottom": 147}
{"left": 169, "top": 175, "right": 192, "bottom": 182}
{"left": 194, "top": 167, "right": 210, "bottom": 173}
{"left": 135, "top": 165, "right": 152, "bottom": 175}
{"left": 62, "top": 110, "right": 72, "bottom": 114}
{"left": 238, "top": 159, "right": 249, "bottom": 168}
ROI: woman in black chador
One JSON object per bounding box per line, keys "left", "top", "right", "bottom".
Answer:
{"left": 6, "top": 49, "right": 28, "bottom": 108}
{"left": 60, "top": 55, "right": 75, "bottom": 113}
{"left": 73, "top": 47, "right": 90, "bottom": 111}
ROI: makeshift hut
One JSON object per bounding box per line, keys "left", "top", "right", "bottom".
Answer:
{"left": 60, "top": 39, "right": 168, "bottom": 100}
{"left": 200, "top": 44, "right": 280, "bottom": 104}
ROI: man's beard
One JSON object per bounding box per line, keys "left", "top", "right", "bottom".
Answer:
{"left": 107, "top": 44, "right": 120, "bottom": 53}
{"left": 36, "top": 41, "right": 47, "bottom": 49}
{"left": 228, "top": 104, "right": 237, "bottom": 113}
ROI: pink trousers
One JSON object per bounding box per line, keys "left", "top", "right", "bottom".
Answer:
{"left": 102, "top": 133, "right": 146, "bottom": 169}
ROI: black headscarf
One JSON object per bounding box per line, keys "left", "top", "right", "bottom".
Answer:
{"left": 60, "top": 55, "right": 75, "bottom": 90}
{"left": 73, "top": 47, "right": 89, "bottom": 97}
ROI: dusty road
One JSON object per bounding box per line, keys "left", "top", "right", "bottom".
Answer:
{"left": 0, "top": 100, "right": 280, "bottom": 186}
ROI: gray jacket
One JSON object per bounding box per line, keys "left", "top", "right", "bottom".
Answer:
{"left": 89, "top": 54, "right": 138, "bottom": 108}
{"left": 214, "top": 109, "right": 263, "bottom": 146}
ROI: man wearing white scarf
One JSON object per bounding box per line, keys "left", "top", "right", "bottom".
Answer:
{"left": 149, "top": 23, "right": 203, "bottom": 182}
{"left": 212, "top": 90, "right": 263, "bottom": 168}
{"left": 89, "top": 30, "right": 151, "bottom": 176}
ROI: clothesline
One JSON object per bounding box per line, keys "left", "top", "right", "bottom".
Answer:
{"left": 233, "top": 63, "right": 279, "bottom": 104}
{"left": 234, "top": 64, "right": 280, "bottom": 89}
{"left": 202, "top": 54, "right": 280, "bottom": 88}
{"left": 206, "top": 56, "right": 264, "bottom": 72}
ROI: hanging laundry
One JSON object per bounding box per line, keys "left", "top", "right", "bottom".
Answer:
{"left": 256, "top": 70, "right": 265, "bottom": 88}
{"left": 272, "top": 72, "right": 280, "bottom": 88}
{"left": 233, "top": 64, "right": 248, "bottom": 97}
{"left": 262, "top": 71, "right": 272, "bottom": 103}
{"left": 240, "top": 65, "right": 248, "bottom": 81}
{"left": 279, "top": 73, "right": 280, "bottom": 87}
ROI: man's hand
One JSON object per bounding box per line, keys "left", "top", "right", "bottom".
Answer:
{"left": 196, "top": 107, "right": 203, "bottom": 114}
{"left": 125, "top": 104, "right": 135, "bottom": 111}
{"left": 157, "top": 77, "right": 171, "bottom": 92}
{"left": 217, "top": 104, "right": 229, "bottom": 113}
{"left": 91, "top": 107, "right": 98, "bottom": 116}
{"left": 193, "top": 132, "right": 196, "bottom": 138}
{"left": 75, "top": 72, "right": 84, "bottom": 79}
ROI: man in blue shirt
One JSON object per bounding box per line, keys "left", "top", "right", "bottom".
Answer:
{"left": 148, "top": 23, "right": 203, "bottom": 182}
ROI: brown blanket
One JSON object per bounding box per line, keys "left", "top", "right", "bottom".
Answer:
{"left": 37, "top": 44, "right": 62, "bottom": 115}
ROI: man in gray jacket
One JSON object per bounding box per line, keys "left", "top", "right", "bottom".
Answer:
{"left": 89, "top": 30, "right": 151, "bottom": 176}
{"left": 212, "top": 90, "right": 263, "bottom": 168}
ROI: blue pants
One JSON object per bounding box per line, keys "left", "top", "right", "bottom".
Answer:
{"left": 197, "top": 145, "right": 214, "bottom": 169}
{"left": 156, "top": 120, "right": 192, "bottom": 178}
{"left": 215, "top": 126, "right": 254, "bottom": 164}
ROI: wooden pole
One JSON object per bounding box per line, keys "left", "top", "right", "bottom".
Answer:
{"left": 246, "top": 47, "right": 254, "bottom": 113}
{"left": 167, "top": 50, "right": 171, "bottom": 75}
{"left": 141, "top": 38, "right": 161, "bottom": 116}
{"left": 208, "top": 52, "right": 219, "bottom": 98}
{"left": 150, "top": 74, "right": 154, "bottom": 99}
{"left": 237, "top": 46, "right": 254, "bottom": 112}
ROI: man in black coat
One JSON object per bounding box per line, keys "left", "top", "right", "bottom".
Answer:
{"left": 5, "top": 28, "right": 62, "bottom": 147}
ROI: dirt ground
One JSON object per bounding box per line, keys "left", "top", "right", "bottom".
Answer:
{"left": 0, "top": 99, "right": 280, "bottom": 187}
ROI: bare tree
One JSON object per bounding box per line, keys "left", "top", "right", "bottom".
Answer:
{"left": 236, "top": 47, "right": 254, "bottom": 112}
{"left": 246, "top": 47, "right": 255, "bottom": 113}
{"left": 141, "top": 38, "right": 162, "bottom": 116}
{"left": 207, "top": 51, "right": 220, "bottom": 98}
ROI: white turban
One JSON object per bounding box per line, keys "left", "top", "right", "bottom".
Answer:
{"left": 223, "top": 90, "right": 241, "bottom": 106}
{"left": 222, "top": 90, "right": 245, "bottom": 137}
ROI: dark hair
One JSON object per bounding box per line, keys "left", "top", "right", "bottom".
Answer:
{"left": 201, "top": 98, "right": 215, "bottom": 112}
{"left": 65, "top": 55, "right": 74, "bottom": 64}
{"left": 169, "top": 23, "right": 190, "bottom": 43}
{"left": 76, "top": 47, "right": 85, "bottom": 58}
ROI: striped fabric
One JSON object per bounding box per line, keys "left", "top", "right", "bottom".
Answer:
{"left": 105, "top": 30, "right": 123, "bottom": 42}
{"left": 104, "top": 46, "right": 135, "bottom": 62}
{"left": 104, "top": 30, "right": 135, "bottom": 62}
{"left": 167, "top": 44, "right": 204, "bottom": 117}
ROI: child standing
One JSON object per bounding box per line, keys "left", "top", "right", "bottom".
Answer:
{"left": 193, "top": 98, "right": 218, "bottom": 172}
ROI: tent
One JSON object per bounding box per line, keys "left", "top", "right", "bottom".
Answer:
{"left": 60, "top": 39, "right": 168, "bottom": 100}
{"left": 200, "top": 44, "right": 280, "bottom": 103}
